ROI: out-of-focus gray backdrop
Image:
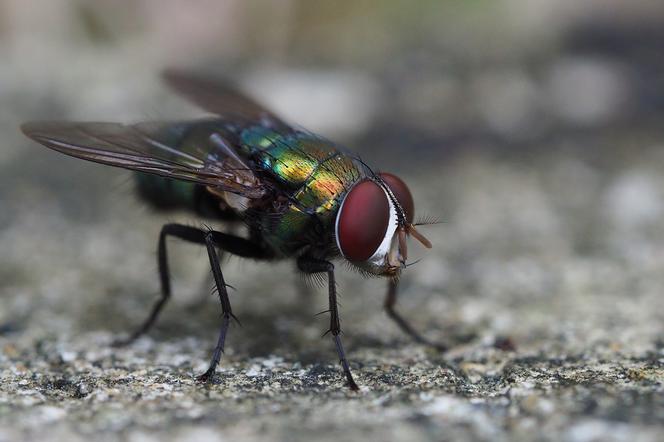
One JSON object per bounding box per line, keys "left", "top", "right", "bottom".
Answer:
{"left": 1, "top": 1, "right": 663, "bottom": 441}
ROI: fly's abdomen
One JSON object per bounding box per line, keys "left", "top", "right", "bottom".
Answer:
{"left": 133, "top": 119, "right": 249, "bottom": 213}
{"left": 135, "top": 173, "right": 198, "bottom": 210}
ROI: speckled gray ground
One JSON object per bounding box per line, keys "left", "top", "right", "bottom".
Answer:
{"left": 2, "top": 136, "right": 664, "bottom": 441}
{"left": 2, "top": 3, "right": 664, "bottom": 440}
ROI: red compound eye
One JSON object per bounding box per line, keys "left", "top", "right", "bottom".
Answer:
{"left": 379, "top": 173, "right": 414, "bottom": 224}
{"left": 337, "top": 179, "right": 390, "bottom": 261}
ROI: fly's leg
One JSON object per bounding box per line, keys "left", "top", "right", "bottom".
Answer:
{"left": 114, "top": 223, "right": 267, "bottom": 382}
{"left": 385, "top": 279, "right": 447, "bottom": 352}
{"left": 196, "top": 231, "right": 233, "bottom": 382}
{"left": 297, "top": 257, "right": 359, "bottom": 391}
{"left": 191, "top": 223, "right": 240, "bottom": 310}
{"left": 113, "top": 223, "right": 207, "bottom": 346}
{"left": 116, "top": 223, "right": 264, "bottom": 345}
{"left": 188, "top": 229, "right": 266, "bottom": 382}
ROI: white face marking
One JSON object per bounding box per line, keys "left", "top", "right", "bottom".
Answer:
{"left": 335, "top": 184, "right": 399, "bottom": 273}
{"left": 366, "top": 188, "right": 398, "bottom": 269}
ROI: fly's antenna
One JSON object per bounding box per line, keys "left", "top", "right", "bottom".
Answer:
{"left": 408, "top": 214, "right": 441, "bottom": 248}
{"left": 407, "top": 224, "right": 432, "bottom": 249}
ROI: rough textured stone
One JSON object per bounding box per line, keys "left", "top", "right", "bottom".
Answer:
{"left": 2, "top": 141, "right": 664, "bottom": 441}
{"left": 2, "top": 3, "right": 664, "bottom": 439}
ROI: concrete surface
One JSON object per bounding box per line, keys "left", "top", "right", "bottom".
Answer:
{"left": 1, "top": 137, "right": 664, "bottom": 441}
{"left": 1, "top": 4, "right": 664, "bottom": 437}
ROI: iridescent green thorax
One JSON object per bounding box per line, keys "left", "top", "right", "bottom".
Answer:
{"left": 242, "top": 127, "right": 335, "bottom": 187}
{"left": 241, "top": 126, "right": 366, "bottom": 254}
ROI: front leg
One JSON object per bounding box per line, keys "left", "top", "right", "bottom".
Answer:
{"left": 385, "top": 279, "right": 447, "bottom": 352}
{"left": 297, "top": 257, "right": 359, "bottom": 391}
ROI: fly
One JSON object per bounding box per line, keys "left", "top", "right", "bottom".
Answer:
{"left": 21, "top": 70, "right": 440, "bottom": 391}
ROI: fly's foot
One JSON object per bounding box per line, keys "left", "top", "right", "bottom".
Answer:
{"left": 347, "top": 375, "right": 360, "bottom": 392}
{"left": 430, "top": 342, "right": 448, "bottom": 353}
{"left": 420, "top": 338, "right": 448, "bottom": 353}
{"left": 196, "top": 368, "right": 217, "bottom": 383}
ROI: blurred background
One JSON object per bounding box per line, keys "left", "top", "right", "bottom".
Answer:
{"left": 1, "top": 1, "right": 664, "bottom": 441}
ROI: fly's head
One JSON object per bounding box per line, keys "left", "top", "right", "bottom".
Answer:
{"left": 335, "top": 173, "right": 432, "bottom": 278}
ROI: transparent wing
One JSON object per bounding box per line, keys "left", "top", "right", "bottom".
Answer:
{"left": 21, "top": 120, "right": 265, "bottom": 198}
{"left": 162, "top": 69, "right": 289, "bottom": 129}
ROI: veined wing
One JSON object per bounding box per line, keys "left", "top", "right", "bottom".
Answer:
{"left": 162, "top": 69, "right": 289, "bottom": 130}
{"left": 21, "top": 120, "right": 265, "bottom": 198}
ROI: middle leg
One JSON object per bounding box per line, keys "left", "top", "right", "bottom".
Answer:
{"left": 297, "top": 256, "right": 359, "bottom": 391}
{"left": 385, "top": 279, "right": 447, "bottom": 352}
